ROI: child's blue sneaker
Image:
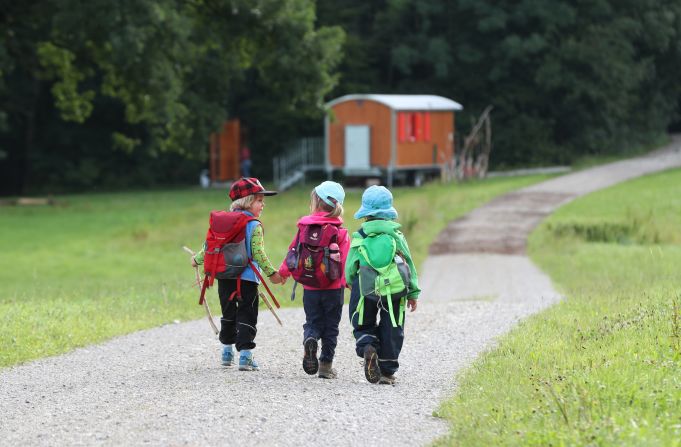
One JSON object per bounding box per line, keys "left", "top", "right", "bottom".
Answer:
{"left": 221, "top": 345, "right": 234, "bottom": 366}
{"left": 238, "top": 350, "right": 259, "bottom": 371}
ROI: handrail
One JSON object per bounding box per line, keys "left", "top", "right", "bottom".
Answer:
{"left": 273, "top": 137, "right": 325, "bottom": 190}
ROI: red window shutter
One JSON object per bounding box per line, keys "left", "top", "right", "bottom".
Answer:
{"left": 398, "top": 112, "right": 407, "bottom": 142}
{"left": 415, "top": 113, "right": 423, "bottom": 141}
{"left": 424, "top": 112, "right": 431, "bottom": 142}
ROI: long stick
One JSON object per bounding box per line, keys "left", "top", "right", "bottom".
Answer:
{"left": 182, "top": 246, "right": 219, "bottom": 336}
{"left": 259, "top": 292, "right": 283, "bottom": 326}
{"left": 248, "top": 260, "right": 281, "bottom": 308}
{"left": 199, "top": 278, "right": 219, "bottom": 335}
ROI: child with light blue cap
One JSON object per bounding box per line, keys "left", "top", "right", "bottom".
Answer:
{"left": 279, "top": 180, "right": 350, "bottom": 379}
{"left": 315, "top": 180, "right": 346, "bottom": 211}
{"left": 345, "top": 185, "right": 420, "bottom": 384}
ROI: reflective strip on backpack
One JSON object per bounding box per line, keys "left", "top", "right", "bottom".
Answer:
{"left": 399, "top": 296, "right": 405, "bottom": 326}
{"left": 355, "top": 295, "right": 366, "bottom": 326}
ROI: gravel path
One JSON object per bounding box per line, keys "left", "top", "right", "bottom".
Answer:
{"left": 2, "top": 137, "right": 681, "bottom": 446}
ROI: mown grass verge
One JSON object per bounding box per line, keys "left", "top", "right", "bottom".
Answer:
{"left": 436, "top": 168, "right": 681, "bottom": 445}
{"left": 0, "top": 175, "right": 547, "bottom": 368}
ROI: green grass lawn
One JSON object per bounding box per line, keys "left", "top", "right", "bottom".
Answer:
{"left": 436, "top": 168, "right": 681, "bottom": 446}
{"left": 0, "top": 175, "right": 546, "bottom": 368}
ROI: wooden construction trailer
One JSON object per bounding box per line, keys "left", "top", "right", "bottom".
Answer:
{"left": 324, "top": 94, "right": 463, "bottom": 185}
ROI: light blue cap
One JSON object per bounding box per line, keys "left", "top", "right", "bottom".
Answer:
{"left": 354, "top": 185, "right": 398, "bottom": 220}
{"left": 315, "top": 181, "right": 345, "bottom": 207}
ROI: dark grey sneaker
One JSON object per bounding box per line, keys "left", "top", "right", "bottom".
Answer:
{"left": 318, "top": 361, "right": 337, "bottom": 379}
{"left": 378, "top": 374, "right": 395, "bottom": 385}
{"left": 303, "top": 338, "right": 319, "bottom": 375}
{"left": 363, "top": 345, "right": 380, "bottom": 384}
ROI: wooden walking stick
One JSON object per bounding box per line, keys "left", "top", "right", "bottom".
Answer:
{"left": 182, "top": 246, "right": 219, "bottom": 336}
{"left": 259, "top": 292, "right": 283, "bottom": 326}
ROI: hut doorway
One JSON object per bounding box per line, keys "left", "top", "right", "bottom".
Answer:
{"left": 344, "top": 125, "right": 370, "bottom": 170}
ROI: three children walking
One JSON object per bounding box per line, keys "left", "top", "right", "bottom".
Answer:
{"left": 191, "top": 178, "right": 419, "bottom": 384}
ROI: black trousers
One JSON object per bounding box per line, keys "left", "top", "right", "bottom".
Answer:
{"left": 217, "top": 278, "right": 259, "bottom": 351}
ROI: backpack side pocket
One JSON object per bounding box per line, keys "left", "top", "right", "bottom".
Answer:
{"left": 358, "top": 265, "right": 380, "bottom": 302}
{"left": 218, "top": 241, "right": 249, "bottom": 279}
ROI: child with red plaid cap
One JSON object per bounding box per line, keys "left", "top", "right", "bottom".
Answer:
{"left": 191, "top": 177, "right": 283, "bottom": 371}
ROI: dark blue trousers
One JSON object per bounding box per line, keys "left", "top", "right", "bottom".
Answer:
{"left": 302, "top": 288, "right": 344, "bottom": 363}
{"left": 348, "top": 279, "right": 405, "bottom": 375}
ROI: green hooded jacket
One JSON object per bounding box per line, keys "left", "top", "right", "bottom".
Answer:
{"left": 345, "top": 219, "right": 420, "bottom": 300}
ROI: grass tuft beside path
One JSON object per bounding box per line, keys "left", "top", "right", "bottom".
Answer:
{"left": 436, "top": 168, "right": 681, "bottom": 446}
{"left": 0, "top": 176, "right": 545, "bottom": 368}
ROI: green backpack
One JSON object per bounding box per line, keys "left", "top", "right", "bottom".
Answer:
{"left": 354, "top": 228, "right": 411, "bottom": 327}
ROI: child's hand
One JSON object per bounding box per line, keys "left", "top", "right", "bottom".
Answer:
{"left": 190, "top": 257, "right": 198, "bottom": 268}
{"left": 407, "top": 299, "right": 417, "bottom": 312}
{"left": 269, "top": 272, "right": 283, "bottom": 284}
{"left": 276, "top": 268, "right": 288, "bottom": 285}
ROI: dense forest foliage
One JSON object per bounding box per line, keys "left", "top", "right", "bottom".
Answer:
{"left": 1, "top": 0, "right": 680, "bottom": 194}
{"left": 0, "top": 0, "right": 344, "bottom": 194}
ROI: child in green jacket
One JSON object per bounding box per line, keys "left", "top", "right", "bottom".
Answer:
{"left": 345, "top": 185, "right": 420, "bottom": 384}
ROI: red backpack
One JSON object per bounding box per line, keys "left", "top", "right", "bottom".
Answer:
{"left": 285, "top": 223, "right": 342, "bottom": 294}
{"left": 198, "top": 210, "right": 282, "bottom": 310}
{"left": 202, "top": 211, "right": 256, "bottom": 283}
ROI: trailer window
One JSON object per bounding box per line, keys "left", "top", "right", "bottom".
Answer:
{"left": 398, "top": 112, "right": 431, "bottom": 143}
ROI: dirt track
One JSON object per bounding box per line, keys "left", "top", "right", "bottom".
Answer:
{"left": 1, "top": 137, "right": 681, "bottom": 446}
{"left": 432, "top": 136, "right": 681, "bottom": 255}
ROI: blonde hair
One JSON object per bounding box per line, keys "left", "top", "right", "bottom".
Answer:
{"left": 230, "top": 193, "right": 260, "bottom": 211}
{"left": 310, "top": 190, "right": 343, "bottom": 218}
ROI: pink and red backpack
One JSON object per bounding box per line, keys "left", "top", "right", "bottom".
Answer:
{"left": 285, "top": 222, "right": 342, "bottom": 292}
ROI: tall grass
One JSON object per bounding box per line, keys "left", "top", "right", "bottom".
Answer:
{"left": 0, "top": 175, "right": 546, "bottom": 367}
{"left": 436, "top": 168, "right": 681, "bottom": 446}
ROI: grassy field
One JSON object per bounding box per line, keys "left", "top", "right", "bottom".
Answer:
{"left": 0, "top": 175, "right": 547, "bottom": 368}
{"left": 436, "top": 168, "right": 681, "bottom": 445}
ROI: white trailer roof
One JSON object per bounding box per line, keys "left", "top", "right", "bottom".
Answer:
{"left": 326, "top": 94, "right": 463, "bottom": 111}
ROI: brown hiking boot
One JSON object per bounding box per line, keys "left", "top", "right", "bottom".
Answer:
{"left": 318, "top": 361, "right": 337, "bottom": 379}
{"left": 378, "top": 374, "right": 396, "bottom": 385}
{"left": 363, "top": 345, "right": 380, "bottom": 384}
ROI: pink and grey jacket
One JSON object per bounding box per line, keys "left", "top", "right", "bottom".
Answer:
{"left": 278, "top": 212, "right": 350, "bottom": 290}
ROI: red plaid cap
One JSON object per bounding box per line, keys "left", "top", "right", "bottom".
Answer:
{"left": 229, "top": 177, "right": 278, "bottom": 201}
